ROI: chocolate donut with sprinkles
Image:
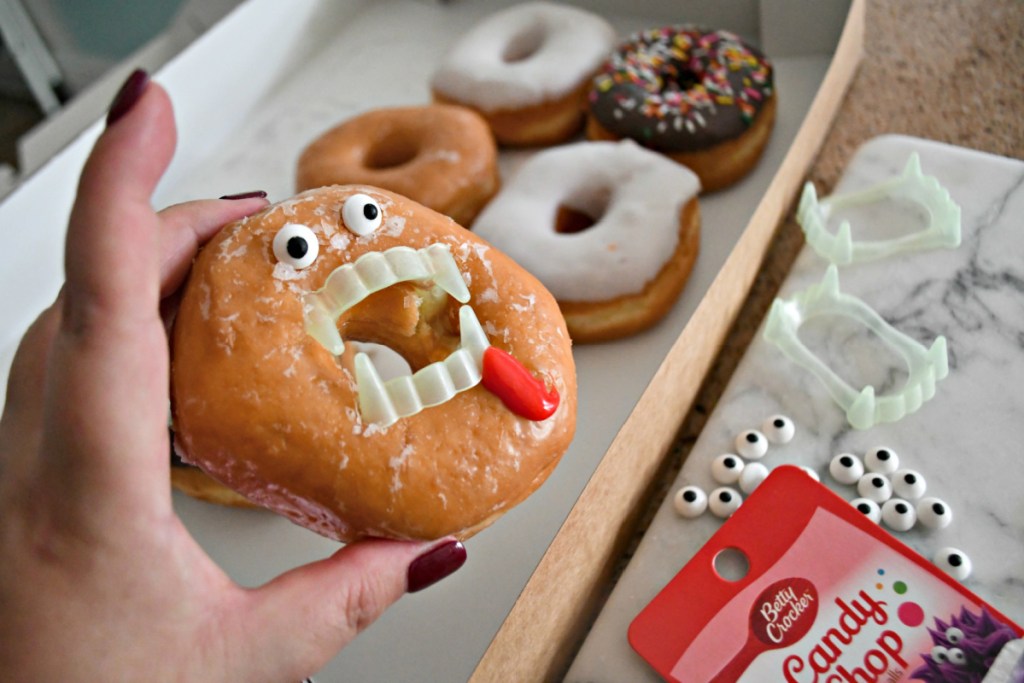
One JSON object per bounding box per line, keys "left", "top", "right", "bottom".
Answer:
{"left": 585, "top": 26, "right": 776, "bottom": 192}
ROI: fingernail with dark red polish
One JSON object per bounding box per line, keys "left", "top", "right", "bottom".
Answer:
{"left": 407, "top": 540, "right": 466, "bottom": 593}
{"left": 220, "top": 190, "right": 268, "bottom": 200}
{"left": 107, "top": 68, "right": 149, "bottom": 126}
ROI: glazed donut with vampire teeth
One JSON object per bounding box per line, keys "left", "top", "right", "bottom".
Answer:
{"left": 431, "top": 2, "right": 616, "bottom": 146}
{"left": 295, "top": 104, "right": 499, "bottom": 227}
{"left": 170, "top": 185, "right": 577, "bottom": 542}
{"left": 586, "top": 26, "right": 776, "bottom": 192}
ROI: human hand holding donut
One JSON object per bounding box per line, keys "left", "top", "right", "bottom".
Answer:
{"left": 0, "top": 70, "right": 465, "bottom": 681}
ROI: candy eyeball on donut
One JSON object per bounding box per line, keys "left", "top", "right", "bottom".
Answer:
{"left": 171, "top": 185, "right": 577, "bottom": 542}
{"left": 341, "top": 193, "right": 383, "bottom": 235}
{"left": 272, "top": 223, "right": 319, "bottom": 269}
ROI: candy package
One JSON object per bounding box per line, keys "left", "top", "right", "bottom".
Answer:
{"left": 630, "top": 467, "right": 1022, "bottom": 682}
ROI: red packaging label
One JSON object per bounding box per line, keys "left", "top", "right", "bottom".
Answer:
{"left": 630, "top": 466, "right": 1022, "bottom": 682}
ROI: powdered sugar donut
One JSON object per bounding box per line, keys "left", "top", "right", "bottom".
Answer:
{"left": 431, "top": 2, "right": 616, "bottom": 146}
{"left": 472, "top": 140, "right": 701, "bottom": 342}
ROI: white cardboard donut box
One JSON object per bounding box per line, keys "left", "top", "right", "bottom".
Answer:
{"left": 0, "top": 1, "right": 862, "bottom": 680}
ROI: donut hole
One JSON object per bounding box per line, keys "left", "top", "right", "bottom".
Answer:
{"left": 554, "top": 187, "right": 612, "bottom": 235}
{"left": 338, "top": 283, "right": 462, "bottom": 373}
{"left": 364, "top": 136, "right": 420, "bottom": 170}
{"left": 501, "top": 23, "right": 547, "bottom": 63}
{"left": 666, "top": 67, "right": 703, "bottom": 93}
{"left": 555, "top": 206, "right": 598, "bottom": 234}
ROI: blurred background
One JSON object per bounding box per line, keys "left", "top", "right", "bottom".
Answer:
{"left": 0, "top": 0, "right": 242, "bottom": 198}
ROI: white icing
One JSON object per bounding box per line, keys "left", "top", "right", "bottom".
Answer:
{"left": 431, "top": 2, "right": 616, "bottom": 110}
{"left": 473, "top": 140, "right": 700, "bottom": 301}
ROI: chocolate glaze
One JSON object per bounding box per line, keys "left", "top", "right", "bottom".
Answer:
{"left": 588, "top": 26, "right": 773, "bottom": 153}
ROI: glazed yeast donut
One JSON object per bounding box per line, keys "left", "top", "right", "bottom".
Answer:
{"left": 586, "top": 26, "right": 776, "bottom": 192}
{"left": 171, "top": 450, "right": 255, "bottom": 508}
{"left": 431, "top": 2, "right": 616, "bottom": 146}
{"left": 473, "top": 140, "right": 701, "bottom": 342}
{"left": 171, "top": 186, "right": 577, "bottom": 542}
{"left": 295, "top": 105, "right": 499, "bottom": 227}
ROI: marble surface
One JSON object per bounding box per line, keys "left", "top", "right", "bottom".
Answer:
{"left": 565, "top": 134, "right": 1024, "bottom": 682}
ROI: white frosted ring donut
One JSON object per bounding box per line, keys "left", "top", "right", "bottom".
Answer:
{"left": 431, "top": 2, "right": 616, "bottom": 145}
{"left": 473, "top": 140, "right": 701, "bottom": 342}
{"left": 432, "top": 2, "right": 615, "bottom": 111}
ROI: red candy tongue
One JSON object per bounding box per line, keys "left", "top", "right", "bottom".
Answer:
{"left": 481, "top": 346, "right": 559, "bottom": 421}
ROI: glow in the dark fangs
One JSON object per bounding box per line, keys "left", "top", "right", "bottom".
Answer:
{"left": 764, "top": 266, "right": 949, "bottom": 430}
{"left": 797, "top": 153, "right": 961, "bottom": 266}
{"left": 303, "top": 239, "right": 552, "bottom": 426}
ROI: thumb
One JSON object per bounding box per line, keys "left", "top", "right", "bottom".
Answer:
{"left": 241, "top": 538, "right": 466, "bottom": 681}
{"left": 65, "top": 69, "right": 175, "bottom": 325}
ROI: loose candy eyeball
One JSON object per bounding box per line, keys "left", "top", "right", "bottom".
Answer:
{"left": 761, "top": 415, "right": 795, "bottom": 444}
{"left": 850, "top": 497, "right": 881, "bottom": 524}
{"left": 711, "top": 454, "right": 745, "bottom": 485}
{"left": 857, "top": 472, "right": 893, "bottom": 503}
{"left": 829, "top": 453, "right": 864, "bottom": 485}
{"left": 933, "top": 547, "right": 972, "bottom": 581}
{"left": 881, "top": 498, "right": 917, "bottom": 531}
{"left": 708, "top": 487, "right": 742, "bottom": 518}
{"left": 738, "top": 462, "right": 769, "bottom": 494}
{"left": 916, "top": 497, "right": 953, "bottom": 529}
{"left": 864, "top": 446, "right": 899, "bottom": 474}
{"left": 892, "top": 469, "right": 927, "bottom": 500}
{"left": 673, "top": 485, "right": 708, "bottom": 518}
{"left": 735, "top": 430, "right": 768, "bottom": 459}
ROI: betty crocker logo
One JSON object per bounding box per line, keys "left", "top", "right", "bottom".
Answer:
{"left": 752, "top": 578, "right": 820, "bottom": 646}
{"left": 710, "top": 578, "right": 819, "bottom": 682}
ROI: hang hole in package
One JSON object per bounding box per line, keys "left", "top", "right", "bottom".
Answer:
{"left": 629, "top": 467, "right": 1022, "bottom": 683}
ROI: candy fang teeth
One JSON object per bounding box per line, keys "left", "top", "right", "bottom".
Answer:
{"left": 303, "top": 244, "right": 470, "bottom": 356}
{"left": 797, "top": 153, "right": 962, "bottom": 266}
{"left": 300, "top": 243, "right": 490, "bottom": 425}
{"left": 356, "top": 305, "right": 487, "bottom": 427}
{"left": 764, "top": 265, "right": 949, "bottom": 430}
